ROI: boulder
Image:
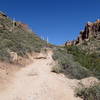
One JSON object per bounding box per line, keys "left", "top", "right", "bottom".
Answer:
{"left": 9, "top": 52, "right": 18, "bottom": 63}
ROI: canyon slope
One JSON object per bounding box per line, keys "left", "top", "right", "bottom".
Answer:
{"left": 0, "top": 12, "right": 99, "bottom": 100}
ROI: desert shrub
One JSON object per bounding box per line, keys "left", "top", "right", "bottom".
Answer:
{"left": 52, "top": 65, "right": 62, "bottom": 73}
{"left": 75, "top": 84, "right": 100, "bottom": 100}
{"left": 0, "top": 48, "right": 10, "bottom": 62}
{"left": 66, "top": 46, "right": 100, "bottom": 79}
{"left": 83, "top": 41, "right": 88, "bottom": 45}
{"left": 52, "top": 47, "right": 91, "bottom": 79}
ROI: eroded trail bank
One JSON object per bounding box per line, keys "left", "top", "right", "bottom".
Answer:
{"left": 0, "top": 51, "right": 81, "bottom": 100}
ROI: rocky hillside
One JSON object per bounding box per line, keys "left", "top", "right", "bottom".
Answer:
{"left": 52, "top": 20, "right": 100, "bottom": 80}
{"left": 0, "top": 12, "right": 48, "bottom": 62}
{"left": 65, "top": 20, "right": 100, "bottom": 48}
{"left": 0, "top": 12, "right": 100, "bottom": 100}
{"left": 66, "top": 20, "right": 100, "bottom": 77}
{"left": 0, "top": 11, "right": 99, "bottom": 79}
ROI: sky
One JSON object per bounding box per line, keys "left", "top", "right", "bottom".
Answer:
{"left": 0, "top": 0, "right": 100, "bottom": 45}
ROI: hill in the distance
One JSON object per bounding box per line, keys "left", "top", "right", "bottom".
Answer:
{"left": 65, "top": 20, "right": 100, "bottom": 53}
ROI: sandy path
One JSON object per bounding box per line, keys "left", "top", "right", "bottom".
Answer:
{"left": 0, "top": 51, "right": 81, "bottom": 100}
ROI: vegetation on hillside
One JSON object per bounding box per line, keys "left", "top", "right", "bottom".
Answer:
{"left": 52, "top": 45, "right": 100, "bottom": 79}
{"left": 52, "top": 46, "right": 100, "bottom": 100}
{"left": 0, "top": 13, "right": 100, "bottom": 80}
{"left": 66, "top": 46, "right": 100, "bottom": 79}
{"left": 52, "top": 47, "right": 91, "bottom": 79}
{"left": 0, "top": 14, "right": 47, "bottom": 61}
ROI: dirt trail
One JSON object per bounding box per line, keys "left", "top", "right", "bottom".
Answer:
{"left": 0, "top": 50, "right": 81, "bottom": 100}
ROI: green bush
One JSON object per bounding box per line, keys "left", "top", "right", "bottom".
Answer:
{"left": 66, "top": 46, "right": 100, "bottom": 79}
{"left": 75, "top": 84, "right": 100, "bottom": 100}
{"left": 0, "top": 48, "right": 10, "bottom": 62}
{"left": 52, "top": 65, "right": 62, "bottom": 73}
{"left": 52, "top": 47, "right": 91, "bottom": 79}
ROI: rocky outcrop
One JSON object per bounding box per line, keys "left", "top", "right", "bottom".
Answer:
{"left": 14, "top": 22, "right": 32, "bottom": 32}
{"left": 0, "top": 11, "right": 7, "bottom": 18}
{"left": 65, "top": 20, "right": 100, "bottom": 46}
{"left": 9, "top": 52, "right": 18, "bottom": 63}
{"left": 15, "top": 22, "right": 28, "bottom": 29}
{"left": 0, "top": 11, "right": 32, "bottom": 32}
{"left": 65, "top": 40, "right": 75, "bottom": 46}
